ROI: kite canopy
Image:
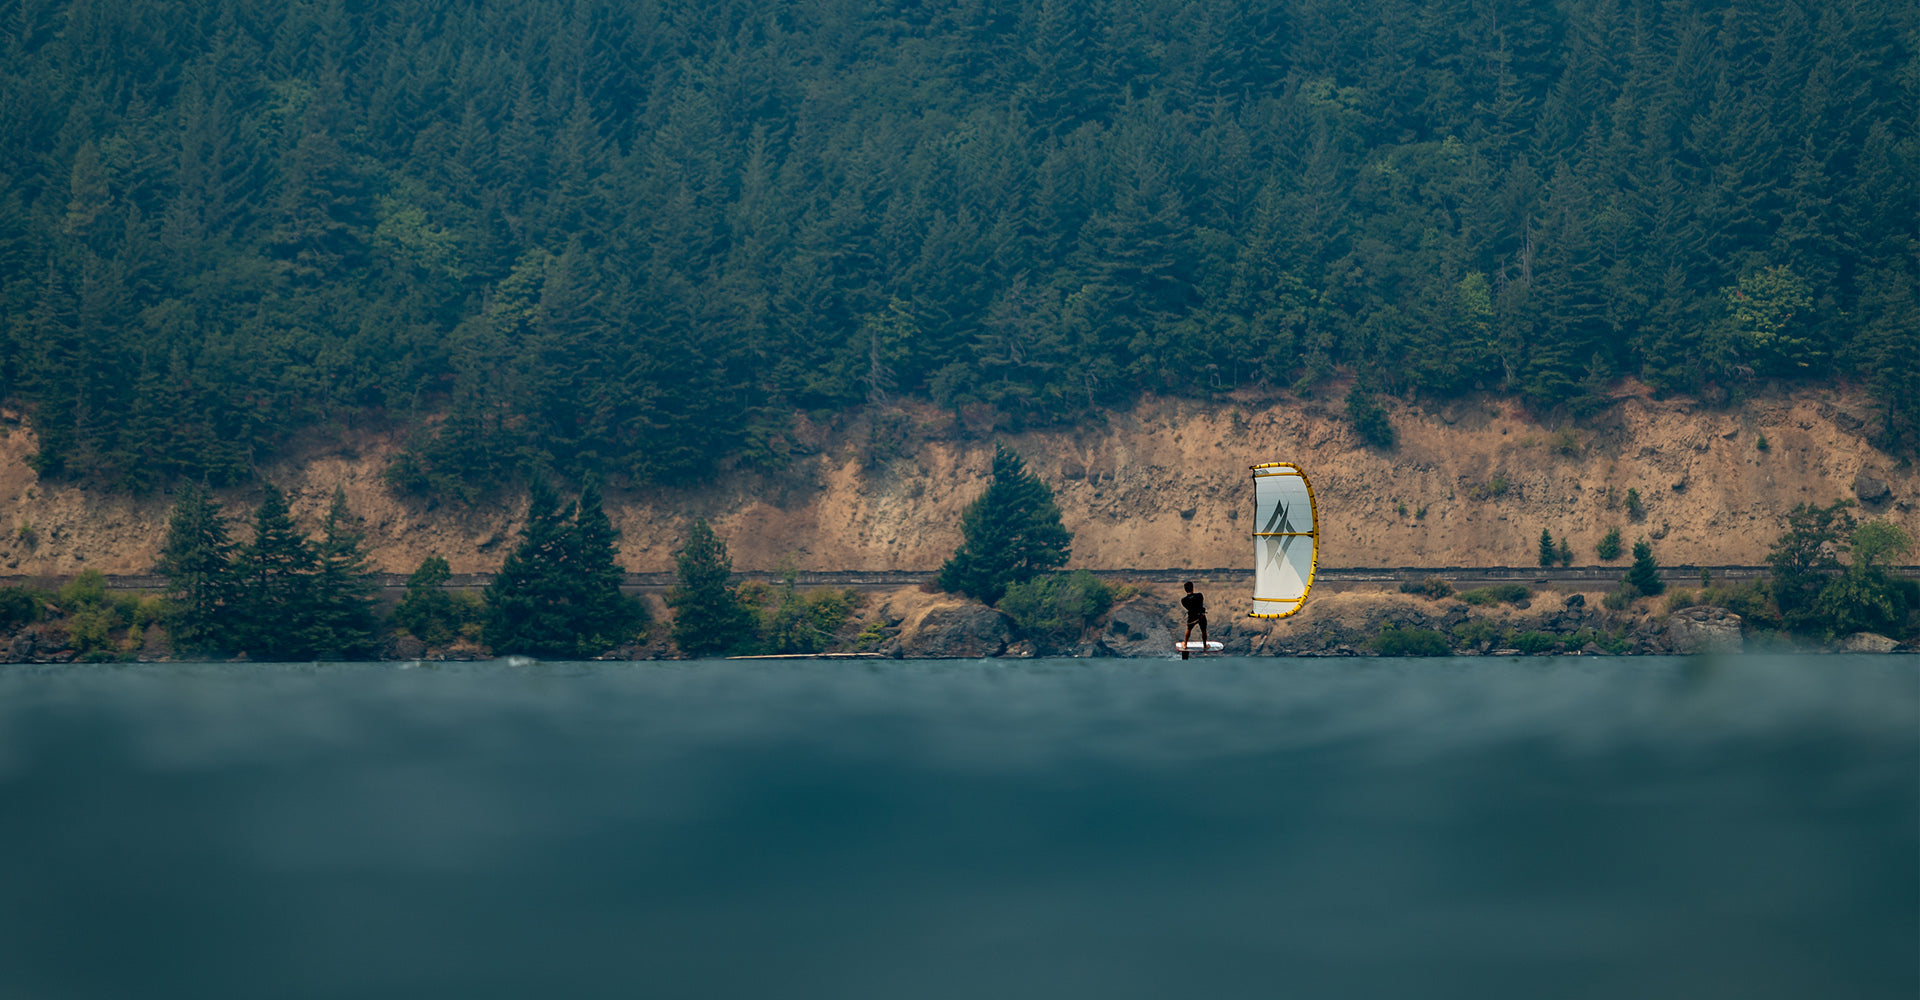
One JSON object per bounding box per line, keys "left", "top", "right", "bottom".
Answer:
{"left": 1249, "top": 463, "right": 1318, "bottom": 618}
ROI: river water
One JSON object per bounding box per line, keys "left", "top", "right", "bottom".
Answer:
{"left": 1, "top": 655, "right": 1914, "bottom": 1000}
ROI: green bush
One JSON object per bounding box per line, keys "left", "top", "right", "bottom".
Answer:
{"left": 754, "top": 583, "right": 860, "bottom": 655}
{"left": 1370, "top": 625, "right": 1451, "bottom": 656}
{"left": 67, "top": 605, "right": 127, "bottom": 662}
{"left": 1399, "top": 577, "right": 1455, "bottom": 599}
{"left": 1347, "top": 388, "right": 1396, "bottom": 450}
{"left": 1690, "top": 580, "right": 1781, "bottom": 629}
{"left": 1452, "top": 620, "right": 1498, "bottom": 649}
{"left": 1596, "top": 527, "right": 1623, "bottom": 561}
{"left": 57, "top": 568, "right": 109, "bottom": 609}
{"left": 1603, "top": 582, "right": 1638, "bottom": 610}
{"left": 1460, "top": 583, "right": 1531, "bottom": 606}
{"left": 998, "top": 570, "right": 1113, "bottom": 645}
{"left": 393, "top": 556, "right": 486, "bottom": 646}
{"left": 1511, "top": 631, "right": 1559, "bottom": 655}
{"left": 0, "top": 585, "right": 44, "bottom": 629}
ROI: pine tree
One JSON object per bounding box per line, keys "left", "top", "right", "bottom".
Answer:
{"left": 234, "top": 482, "right": 321, "bottom": 660}
{"left": 667, "top": 517, "right": 755, "bottom": 657}
{"left": 1539, "top": 528, "right": 1557, "bottom": 567}
{"left": 482, "top": 479, "right": 581, "bottom": 658}
{"left": 480, "top": 479, "right": 644, "bottom": 658}
{"left": 394, "top": 555, "right": 461, "bottom": 646}
{"left": 567, "top": 479, "right": 647, "bottom": 652}
{"left": 937, "top": 445, "right": 1073, "bottom": 605}
{"left": 156, "top": 484, "right": 238, "bottom": 655}
{"left": 307, "top": 486, "right": 380, "bottom": 658}
{"left": 1625, "top": 539, "right": 1665, "bottom": 596}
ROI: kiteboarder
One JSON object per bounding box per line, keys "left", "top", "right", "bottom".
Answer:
{"left": 1181, "top": 581, "right": 1208, "bottom": 651}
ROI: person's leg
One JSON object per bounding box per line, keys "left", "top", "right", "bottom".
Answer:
{"left": 1199, "top": 616, "right": 1208, "bottom": 646}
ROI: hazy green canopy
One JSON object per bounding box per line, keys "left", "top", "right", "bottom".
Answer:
{"left": 2, "top": 0, "right": 1915, "bottom": 496}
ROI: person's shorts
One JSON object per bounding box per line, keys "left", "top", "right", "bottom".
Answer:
{"left": 1187, "top": 614, "right": 1207, "bottom": 626}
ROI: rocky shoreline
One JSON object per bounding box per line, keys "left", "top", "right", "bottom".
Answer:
{"left": 4, "top": 583, "right": 1913, "bottom": 665}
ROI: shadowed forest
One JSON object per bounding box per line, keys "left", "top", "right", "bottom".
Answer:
{"left": 1, "top": 0, "right": 1915, "bottom": 495}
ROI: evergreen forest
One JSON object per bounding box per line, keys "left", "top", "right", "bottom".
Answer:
{"left": 2, "top": 0, "right": 1915, "bottom": 495}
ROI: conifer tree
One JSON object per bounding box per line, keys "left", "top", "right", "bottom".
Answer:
{"left": 482, "top": 479, "right": 644, "bottom": 658}
{"left": 938, "top": 445, "right": 1072, "bottom": 605}
{"left": 307, "top": 486, "right": 380, "bottom": 658}
{"left": 667, "top": 517, "right": 755, "bottom": 657}
{"left": 234, "top": 482, "right": 321, "bottom": 660}
{"left": 483, "top": 479, "right": 581, "bottom": 657}
{"left": 1539, "top": 529, "right": 1558, "bottom": 567}
{"left": 1625, "top": 539, "right": 1666, "bottom": 596}
{"left": 157, "top": 484, "right": 238, "bottom": 655}
{"left": 568, "top": 479, "right": 648, "bottom": 652}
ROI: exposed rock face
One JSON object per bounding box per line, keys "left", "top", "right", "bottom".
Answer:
{"left": 1839, "top": 632, "right": 1898, "bottom": 653}
{"left": 1098, "top": 599, "right": 1173, "bottom": 657}
{"left": 896, "top": 602, "right": 1011, "bottom": 658}
{"left": 3, "top": 388, "right": 1916, "bottom": 579}
{"left": 1664, "top": 606, "right": 1744, "bottom": 654}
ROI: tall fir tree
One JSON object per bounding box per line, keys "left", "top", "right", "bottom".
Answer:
{"left": 482, "top": 479, "right": 644, "bottom": 658}
{"left": 937, "top": 445, "right": 1073, "bottom": 604}
{"left": 666, "top": 517, "right": 755, "bottom": 657}
{"left": 483, "top": 478, "right": 581, "bottom": 657}
{"left": 234, "top": 482, "right": 321, "bottom": 660}
{"left": 156, "top": 484, "right": 238, "bottom": 655}
{"left": 307, "top": 486, "right": 381, "bottom": 658}
{"left": 567, "top": 478, "right": 648, "bottom": 652}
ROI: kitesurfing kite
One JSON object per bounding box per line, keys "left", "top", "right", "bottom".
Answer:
{"left": 1176, "top": 462, "right": 1319, "bottom": 656}
{"left": 1248, "top": 462, "right": 1318, "bottom": 619}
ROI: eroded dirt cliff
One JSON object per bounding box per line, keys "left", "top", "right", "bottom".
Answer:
{"left": 1, "top": 384, "right": 1912, "bottom": 578}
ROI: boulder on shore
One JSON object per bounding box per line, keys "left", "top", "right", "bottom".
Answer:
{"left": 897, "top": 602, "right": 1012, "bottom": 659}
{"left": 1666, "top": 606, "right": 1744, "bottom": 654}
{"left": 1839, "top": 632, "right": 1898, "bottom": 653}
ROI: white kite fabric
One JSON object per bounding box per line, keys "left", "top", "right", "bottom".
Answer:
{"left": 1249, "top": 463, "right": 1318, "bottom": 619}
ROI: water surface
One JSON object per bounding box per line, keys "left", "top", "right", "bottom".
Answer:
{"left": 2, "top": 655, "right": 1914, "bottom": 999}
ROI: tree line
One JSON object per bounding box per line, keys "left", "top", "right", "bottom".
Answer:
{"left": 153, "top": 478, "right": 651, "bottom": 660}
{"left": 0, "top": 0, "right": 1913, "bottom": 497}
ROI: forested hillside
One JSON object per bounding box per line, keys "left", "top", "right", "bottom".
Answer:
{"left": 1, "top": 0, "right": 1914, "bottom": 494}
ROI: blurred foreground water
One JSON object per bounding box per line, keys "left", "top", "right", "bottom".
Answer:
{"left": 1, "top": 655, "right": 1914, "bottom": 1000}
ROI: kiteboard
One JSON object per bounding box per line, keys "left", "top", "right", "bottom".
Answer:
{"left": 1175, "top": 641, "right": 1224, "bottom": 652}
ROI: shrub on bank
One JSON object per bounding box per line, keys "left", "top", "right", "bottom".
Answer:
{"left": 0, "top": 585, "right": 44, "bottom": 630}
{"left": 1370, "top": 625, "right": 1451, "bottom": 657}
{"left": 998, "top": 570, "right": 1113, "bottom": 646}
{"left": 1399, "top": 577, "right": 1455, "bottom": 599}
{"left": 1459, "top": 583, "right": 1531, "bottom": 606}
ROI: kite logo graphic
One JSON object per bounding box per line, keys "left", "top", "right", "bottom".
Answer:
{"left": 1263, "top": 499, "right": 1296, "bottom": 571}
